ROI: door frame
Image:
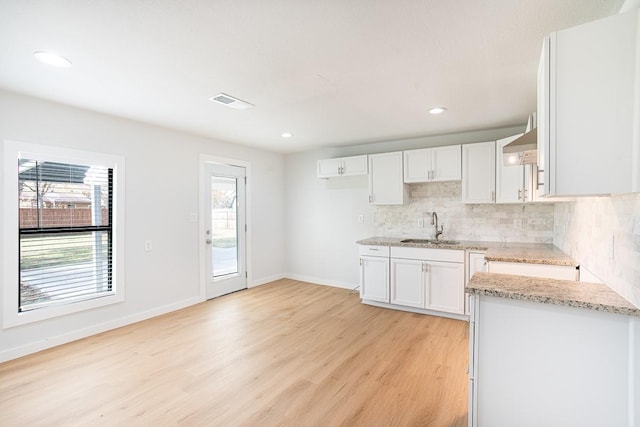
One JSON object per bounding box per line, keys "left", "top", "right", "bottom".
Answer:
{"left": 198, "top": 154, "right": 252, "bottom": 301}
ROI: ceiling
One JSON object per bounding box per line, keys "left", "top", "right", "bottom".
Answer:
{"left": 0, "top": 0, "right": 624, "bottom": 153}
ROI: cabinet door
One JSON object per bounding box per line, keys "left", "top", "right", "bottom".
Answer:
{"left": 426, "top": 261, "right": 465, "bottom": 314}
{"left": 542, "top": 11, "right": 639, "bottom": 196}
{"left": 341, "top": 155, "right": 368, "bottom": 176}
{"left": 431, "top": 145, "right": 461, "bottom": 182}
{"left": 360, "top": 256, "right": 389, "bottom": 302}
{"left": 403, "top": 149, "right": 430, "bottom": 183}
{"left": 537, "top": 37, "right": 551, "bottom": 197}
{"left": 466, "top": 252, "right": 487, "bottom": 316}
{"left": 317, "top": 158, "right": 341, "bottom": 178}
{"left": 369, "top": 152, "right": 406, "bottom": 205}
{"left": 496, "top": 134, "right": 525, "bottom": 204}
{"left": 391, "top": 258, "right": 425, "bottom": 308}
{"left": 467, "top": 252, "right": 487, "bottom": 283}
{"left": 462, "top": 141, "right": 495, "bottom": 204}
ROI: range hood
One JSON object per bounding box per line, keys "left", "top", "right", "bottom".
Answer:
{"left": 503, "top": 113, "right": 537, "bottom": 166}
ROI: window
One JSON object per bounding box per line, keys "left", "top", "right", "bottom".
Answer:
{"left": 3, "top": 141, "right": 125, "bottom": 327}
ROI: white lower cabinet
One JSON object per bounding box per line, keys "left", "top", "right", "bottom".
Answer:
{"left": 391, "top": 258, "right": 425, "bottom": 308}
{"left": 359, "top": 245, "right": 390, "bottom": 303}
{"left": 469, "top": 294, "right": 639, "bottom": 427}
{"left": 360, "top": 245, "right": 465, "bottom": 317}
{"left": 426, "top": 260, "right": 465, "bottom": 314}
{"left": 390, "top": 246, "right": 465, "bottom": 315}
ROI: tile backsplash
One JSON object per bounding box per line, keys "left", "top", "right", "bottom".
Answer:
{"left": 554, "top": 193, "right": 640, "bottom": 307}
{"left": 373, "top": 182, "right": 555, "bottom": 243}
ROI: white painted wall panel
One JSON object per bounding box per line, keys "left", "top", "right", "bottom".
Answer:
{"left": 0, "top": 90, "right": 286, "bottom": 360}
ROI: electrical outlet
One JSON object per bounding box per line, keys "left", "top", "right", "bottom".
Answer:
{"left": 189, "top": 213, "right": 198, "bottom": 223}
{"left": 418, "top": 218, "right": 424, "bottom": 227}
{"left": 358, "top": 214, "right": 364, "bottom": 223}
{"left": 145, "top": 240, "right": 153, "bottom": 252}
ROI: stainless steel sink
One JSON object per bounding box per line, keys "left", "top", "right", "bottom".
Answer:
{"left": 400, "top": 238, "right": 460, "bottom": 245}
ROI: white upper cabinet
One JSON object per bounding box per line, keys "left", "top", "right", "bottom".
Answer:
{"left": 317, "top": 155, "right": 368, "bottom": 178}
{"left": 369, "top": 152, "right": 407, "bottom": 205}
{"left": 538, "top": 10, "right": 640, "bottom": 196}
{"left": 462, "top": 141, "right": 496, "bottom": 204}
{"left": 496, "top": 134, "right": 535, "bottom": 203}
{"left": 341, "top": 155, "right": 368, "bottom": 176}
{"left": 404, "top": 145, "right": 461, "bottom": 183}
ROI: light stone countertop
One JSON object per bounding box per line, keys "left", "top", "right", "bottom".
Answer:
{"left": 467, "top": 272, "right": 640, "bottom": 317}
{"left": 356, "top": 237, "right": 576, "bottom": 266}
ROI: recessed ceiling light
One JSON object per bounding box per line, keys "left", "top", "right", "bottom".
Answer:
{"left": 33, "top": 51, "right": 72, "bottom": 68}
{"left": 429, "top": 107, "right": 447, "bottom": 115}
{"left": 281, "top": 132, "right": 293, "bottom": 138}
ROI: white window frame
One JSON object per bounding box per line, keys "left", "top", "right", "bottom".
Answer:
{"left": 3, "top": 140, "right": 125, "bottom": 328}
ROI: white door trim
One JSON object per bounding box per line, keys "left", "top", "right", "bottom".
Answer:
{"left": 198, "top": 154, "right": 252, "bottom": 301}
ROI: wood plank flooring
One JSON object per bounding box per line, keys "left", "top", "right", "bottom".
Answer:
{"left": 0, "top": 279, "right": 469, "bottom": 426}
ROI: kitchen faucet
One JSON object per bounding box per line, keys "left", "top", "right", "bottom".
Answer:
{"left": 432, "top": 211, "right": 443, "bottom": 241}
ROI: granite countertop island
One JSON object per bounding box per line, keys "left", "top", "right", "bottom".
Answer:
{"left": 467, "top": 272, "right": 640, "bottom": 316}
{"left": 356, "top": 236, "right": 576, "bottom": 266}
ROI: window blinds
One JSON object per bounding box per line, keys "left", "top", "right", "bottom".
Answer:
{"left": 18, "top": 160, "right": 113, "bottom": 311}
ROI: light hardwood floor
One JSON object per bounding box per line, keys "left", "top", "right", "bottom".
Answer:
{"left": 0, "top": 279, "right": 469, "bottom": 426}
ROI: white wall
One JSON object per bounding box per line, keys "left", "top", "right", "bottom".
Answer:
{"left": 0, "top": 90, "right": 286, "bottom": 361}
{"left": 284, "top": 126, "right": 525, "bottom": 289}
{"left": 554, "top": 194, "right": 640, "bottom": 307}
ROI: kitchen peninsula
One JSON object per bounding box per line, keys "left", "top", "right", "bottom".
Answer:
{"left": 466, "top": 272, "right": 640, "bottom": 426}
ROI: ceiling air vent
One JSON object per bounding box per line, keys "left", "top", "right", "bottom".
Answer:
{"left": 209, "top": 93, "right": 255, "bottom": 110}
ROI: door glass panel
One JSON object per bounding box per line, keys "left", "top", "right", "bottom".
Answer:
{"left": 210, "top": 176, "right": 238, "bottom": 278}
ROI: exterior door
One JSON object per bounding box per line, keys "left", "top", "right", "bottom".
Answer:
{"left": 205, "top": 163, "right": 246, "bottom": 299}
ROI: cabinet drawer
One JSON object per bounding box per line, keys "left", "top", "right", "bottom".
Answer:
{"left": 391, "top": 246, "right": 464, "bottom": 263}
{"left": 358, "top": 245, "right": 390, "bottom": 257}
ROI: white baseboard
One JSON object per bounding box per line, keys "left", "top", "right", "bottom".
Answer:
{"left": 284, "top": 273, "right": 359, "bottom": 291}
{"left": 0, "top": 296, "right": 203, "bottom": 363}
{"left": 250, "top": 273, "right": 286, "bottom": 288}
